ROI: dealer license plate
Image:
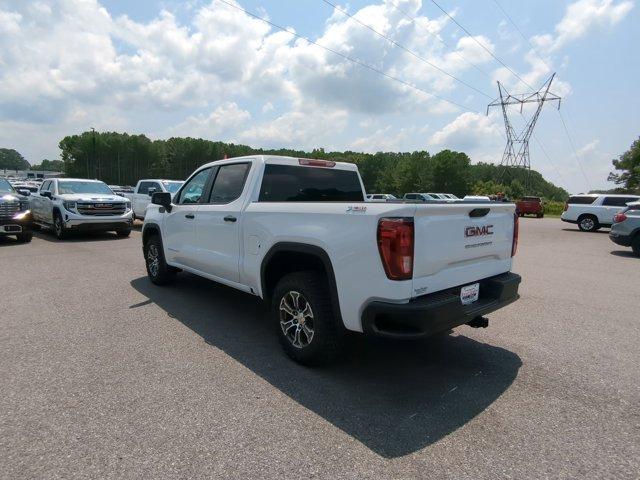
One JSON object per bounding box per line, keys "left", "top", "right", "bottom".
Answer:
{"left": 460, "top": 283, "right": 480, "bottom": 305}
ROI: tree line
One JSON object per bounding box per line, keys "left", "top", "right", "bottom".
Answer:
{"left": 54, "top": 130, "right": 570, "bottom": 201}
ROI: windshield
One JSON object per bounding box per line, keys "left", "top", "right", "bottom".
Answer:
{"left": 0, "top": 179, "right": 15, "bottom": 193}
{"left": 57, "top": 181, "right": 114, "bottom": 195}
{"left": 163, "top": 181, "right": 183, "bottom": 194}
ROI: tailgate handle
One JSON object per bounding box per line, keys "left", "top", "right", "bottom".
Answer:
{"left": 469, "top": 208, "right": 490, "bottom": 218}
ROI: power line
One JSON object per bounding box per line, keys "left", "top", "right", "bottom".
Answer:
{"left": 557, "top": 109, "right": 593, "bottom": 191}
{"left": 214, "top": 0, "right": 476, "bottom": 113}
{"left": 428, "top": 0, "right": 535, "bottom": 91}
{"left": 388, "top": 0, "right": 495, "bottom": 81}
{"left": 320, "top": 0, "right": 493, "bottom": 98}
{"left": 490, "top": 0, "right": 553, "bottom": 73}
{"left": 531, "top": 132, "right": 571, "bottom": 190}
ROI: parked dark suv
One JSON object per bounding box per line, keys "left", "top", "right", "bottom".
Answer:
{"left": 609, "top": 201, "right": 640, "bottom": 256}
{"left": 0, "top": 178, "right": 33, "bottom": 243}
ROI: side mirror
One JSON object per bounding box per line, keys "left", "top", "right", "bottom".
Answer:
{"left": 151, "top": 191, "right": 172, "bottom": 212}
{"left": 147, "top": 187, "right": 157, "bottom": 197}
{"left": 41, "top": 190, "right": 52, "bottom": 198}
{"left": 17, "top": 189, "right": 31, "bottom": 196}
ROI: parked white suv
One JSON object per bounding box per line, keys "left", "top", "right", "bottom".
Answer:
{"left": 31, "top": 178, "right": 134, "bottom": 239}
{"left": 561, "top": 194, "right": 640, "bottom": 232}
{"left": 142, "top": 155, "right": 521, "bottom": 365}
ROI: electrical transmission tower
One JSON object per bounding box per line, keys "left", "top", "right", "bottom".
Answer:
{"left": 487, "top": 73, "right": 561, "bottom": 191}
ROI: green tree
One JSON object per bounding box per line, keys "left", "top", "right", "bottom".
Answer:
{"left": 56, "top": 129, "right": 569, "bottom": 200}
{"left": 0, "top": 148, "right": 29, "bottom": 170}
{"left": 608, "top": 137, "right": 640, "bottom": 193}
{"left": 431, "top": 150, "right": 471, "bottom": 196}
{"left": 31, "top": 159, "right": 64, "bottom": 171}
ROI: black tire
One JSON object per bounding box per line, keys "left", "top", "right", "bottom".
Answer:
{"left": 577, "top": 215, "right": 599, "bottom": 232}
{"left": 632, "top": 236, "right": 640, "bottom": 257}
{"left": 16, "top": 232, "right": 33, "bottom": 243}
{"left": 143, "top": 234, "right": 175, "bottom": 285}
{"left": 272, "top": 271, "right": 345, "bottom": 366}
{"left": 537, "top": 213, "right": 544, "bottom": 218}
{"left": 53, "top": 211, "right": 67, "bottom": 239}
{"left": 116, "top": 229, "right": 131, "bottom": 238}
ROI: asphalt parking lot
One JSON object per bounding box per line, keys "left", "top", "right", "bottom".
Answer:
{"left": 1, "top": 218, "right": 638, "bottom": 479}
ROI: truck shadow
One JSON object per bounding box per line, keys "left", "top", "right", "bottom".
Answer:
{"left": 33, "top": 230, "right": 126, "bottom": 243}
{"left": 130, "top": 274, "right": 522, "bottom": 458}
{"left": 610, "top": 250, "right": 638, "bottom": 259}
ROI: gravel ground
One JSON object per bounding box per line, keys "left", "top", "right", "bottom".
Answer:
{"left": 1, "top": 218, "right": 638, "bottom": 479}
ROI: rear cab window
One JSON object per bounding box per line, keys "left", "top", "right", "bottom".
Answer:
{"left": 567, "top": 196, "right": 597, "bottom": 205}
{"left": 259, "top": 164, "right": 364, "bottom": 202}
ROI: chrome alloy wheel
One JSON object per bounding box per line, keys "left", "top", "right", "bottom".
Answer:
{"left": 279, "top": 291, "right": 315, "bottom": 349}
{"left": 580, "top": 217, "right": 595, "bottom": 231}
{"left": 147, "top": 243, "right": 160, "bottom": 277}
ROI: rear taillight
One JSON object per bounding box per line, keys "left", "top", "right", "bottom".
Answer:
{"left": 511, "top": 213, "right": 519, "bottom": 257}
{"left": 613, "top": 212, "right": 627, "bottom": 223}
{"left": 563, "top": 202, "right": 568, "bottom": 212}
{"left": 377, "top": 218, "right": 414, "bottom": 280}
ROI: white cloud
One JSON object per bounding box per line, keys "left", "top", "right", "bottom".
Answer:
{"left": 168, "top": 102, "right": 251, "bottom": 139}
{"left": 430, "top": 112, "right": 502, "bottom": 151}
{"left": 239, "top": 107, "right": 348, "bottom": 148}
{"left": 533, "top": 0, "right": 633, "bottom": 52}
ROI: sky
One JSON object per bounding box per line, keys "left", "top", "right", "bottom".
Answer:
{"left": 0, "top": 0, "right": 638, "bottom": 193}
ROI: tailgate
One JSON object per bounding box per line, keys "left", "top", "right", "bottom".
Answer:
{"left": 411, "top": 203, "right": 515, "bottom": 297}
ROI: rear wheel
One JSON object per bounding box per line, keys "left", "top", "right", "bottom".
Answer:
{"left": 53, "top": 211, "right": 67, "bottom": 239}
{"left": 16, "top": 232, "right": 32, "bottom": 243}
{"left": 144, "top": 234, "right": 175, "bottom": 285}
{"left": 632, "top": 236, "right": 640, "bottom": 257}
{"left": 578, "top": 215, "right": 599, "bottom": 232}
{"left": 116, "top": 228, "right": 131, "bottom": 238}
{"left": 272, "top": 271, "right": 345, "bottom": 366}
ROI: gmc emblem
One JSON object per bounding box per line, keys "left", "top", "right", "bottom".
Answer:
{"left": 465, "top": 225, "right": 494, "bottom": 237}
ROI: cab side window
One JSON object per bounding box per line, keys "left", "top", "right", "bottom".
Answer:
{"left": 177, "top": 168, "right": 211, "bottom": 205}
{"left": 137, "top": 181, "right": 154, "bottom": 195}
{"left": 40, "top": 180, "right": 51, "bottom": 193}
{"left": 603, "top": 197, "right": 637, "bottom": 207}
{"left": 208, "top": 163, "right": 250, "bottom": 204}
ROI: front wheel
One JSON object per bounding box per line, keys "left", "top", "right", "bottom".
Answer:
{"left": 16, "top": 232, "right": 33, "bottom": 243}
{"left": 53, "top": 212, "right": 67, "bottom": 239}
{"left": 578, "top": 215, "right": 599, "bottom": 232}
{"left": 116, "top": 229, "right": 131, "bottom": 238}
{"left": 272, "top": 271, "right": 345, "bottom": 366}
{"left": 632, "top": 236, "right": 640, "bottom": 257}
{"left": 144, "top": 234, "right": 175, "bottom": 285}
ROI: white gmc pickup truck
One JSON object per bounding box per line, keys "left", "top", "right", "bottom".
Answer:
{"left": 142, "top": 155, "right": 521, "bottom": 364}
{"left": 125, "top": 179, "right": 183, "bottom": 220}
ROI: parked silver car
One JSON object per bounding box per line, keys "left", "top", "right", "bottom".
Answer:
{"left": 609, "top": 201, "right": 640, "bottom": 256}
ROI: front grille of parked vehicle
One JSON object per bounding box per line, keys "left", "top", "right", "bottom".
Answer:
{"left": 76, "top": 202, "right": 126, "bottom": 216}
{"left": 0, "top": 202, "right": 20, "bottom": 219}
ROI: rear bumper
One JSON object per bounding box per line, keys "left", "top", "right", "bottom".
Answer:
{"left": 361, "top": 272, "right": 521, "bottom": 339}
{"left": 609, "top": 231, "right": 632, "bottom": 247}
{"left": 560, "top": 217, "right": 576, "bottom": 224}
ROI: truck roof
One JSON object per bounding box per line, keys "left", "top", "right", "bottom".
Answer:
{"left": 571, "top": 193, "right": 640, "bottom": 198}
{"left": 55, "top": 178, "right": 104, "bottom": 183}
{"left": 199, "top": 155, "right": 358, "bottom": 172}
{"left": 138, "top": 179, "right": 183, "bottom": 183}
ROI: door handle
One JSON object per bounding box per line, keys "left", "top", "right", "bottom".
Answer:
{"left": 185, "top": 213, "right": 195, "bottom": 219}
{"left": 224, "top": 215, "right": 237, "bottom": 223}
